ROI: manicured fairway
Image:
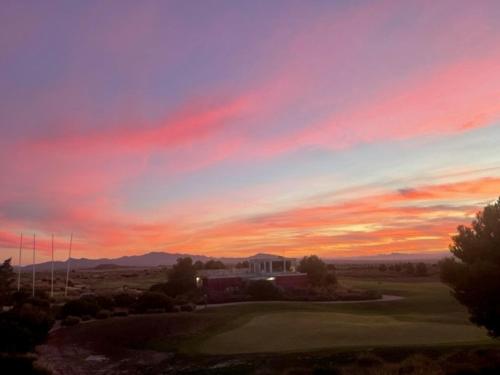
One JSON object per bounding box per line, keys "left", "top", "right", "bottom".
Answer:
{"left": 198, "top": 311, "right": 489, "bottom": 354}
{"left": 194, "top": 278, "right": 495, "bottom": 354}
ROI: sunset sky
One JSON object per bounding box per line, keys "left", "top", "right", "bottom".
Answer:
{"left": 1, "top": 0, "right": 500, "bottom": 262}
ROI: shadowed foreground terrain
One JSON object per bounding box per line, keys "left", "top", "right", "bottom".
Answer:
{"left": 36, "top": 277, "right": 500, "bottom": 374}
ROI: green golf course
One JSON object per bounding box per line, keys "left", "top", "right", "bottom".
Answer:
{"left": 189, "top": 278, "right": 494, "bottom": 354}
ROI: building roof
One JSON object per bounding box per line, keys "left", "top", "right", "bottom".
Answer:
{"left": 247, "top": 253, "right": 296, "bottom": 261}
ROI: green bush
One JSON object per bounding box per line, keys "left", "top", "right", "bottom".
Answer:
{"left": 0, "top": 302, "right": 54, "bottom": 353}
{"left": 112, "top": 310, "right": 128, "bottom": 317}
{"left": 415, "top": 262, "right": 428, "bottom": 276}
{"left": 61, "top": 296, "right": 100, "bottom": 318}
{"left": 96, "top": 309, "right": 111, "bottom": 319}
{"left": 246, "top": 280, "right": 283, "bottom": 301}
{"left": 133, "top": 292, "right": 174, "bottom": 313}
{"left": 62, "top": 316, "right": 81, "bottom": 326}
{"left": 180, "top": 303, "right": 196, "bottom": 312}
{"left": 0, "top": 354, "right": 51, "bottom": 375}
{"left": 113, "top": 293, "right": 136, "bottom": 307}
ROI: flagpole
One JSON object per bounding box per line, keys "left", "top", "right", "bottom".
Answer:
{"left": 32, "top": 233, "right": 36, "bottom": 297}
{"left": 51, "top": 233, "right": 55, "bottom": 298}
{"left": 17, "top": 233, "right": 23, "bottom": 291}
{"left": 65, "top": 233, "right": 73, "bottom": 297}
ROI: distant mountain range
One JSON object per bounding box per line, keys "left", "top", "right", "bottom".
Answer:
{"left": 23, "top": 251, "right": 243, "bottom": 271}
{"left": 327, "top": 251, "right": 449, "bottom": 263}
{"left": 21, "top": 250, "right": 449, "bottom": 271}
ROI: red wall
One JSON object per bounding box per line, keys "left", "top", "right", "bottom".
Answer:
{"left": 275, "top": 274, "right": 308, "bottom": 289}
{"left": 203, "top": 277, "right": 243, "bottom": 291}
{"left": 203, "top": 274, "right": 309, "bottom": 292}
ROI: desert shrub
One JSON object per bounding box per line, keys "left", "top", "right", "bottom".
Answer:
{"left": 95, "top": 295, "right": 114, "bottom": 310}
{"left": 149, "top": 282, "right": 177, "bottom": 297}
{"left": 133, "top": 292, "right": 174, "bottom": 313}
{"left": 113, "top": 293, "right": 136, "bottom": 308}
{"left": 61, "top": 294, "right": 116, "bottom": 318}
{"left": 61, "top": 296, "right": 99, "bottom": 318}
{"left": 62, "top": 315, "right": 81, "bottom": 326}
{"left": 10, "top": 290, "right": 31, "bottom": 306}
{"left": 180, "top": 303, "right": 196, "bottom": 312}
{"left": 0, "top": 354, "right": 51, "bottom": 375}
{"left": 81, "top": 315, "right": 92, "bottom": 321}
{"left": 0, "top": 302, "right": 54, "bottom": 353}
{"left": 246, "top": 280, "right": 282, "bottom": 301}
{"left": 0, "top": 318, "right": 34, "bottom": 352}
{"left": 112, "top": 310, "right": 128, "bottom": 317}
{"left": 96, "top": 309, "right": 111, "bottom": 319}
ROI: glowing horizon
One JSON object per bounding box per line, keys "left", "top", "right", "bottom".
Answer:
{"left": 1, "top": 1, "right": 500, "bottom": 262}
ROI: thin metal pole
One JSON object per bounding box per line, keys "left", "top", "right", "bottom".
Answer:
{"left": 51, "top": 233, "right": 54, "bottom": 298}
{"left": 65, "top": 233, "right": 73, "bottom": 297}
{"left": 17, "top": 233, "right": 23, "bottom": 291}
{"left": 32, "top": 233, "right": 36, "bottom": 297}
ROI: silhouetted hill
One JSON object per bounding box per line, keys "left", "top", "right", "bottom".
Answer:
{"left": 21, "top": 250, "right": 449, "bottom": 271}
{"left": 327, "top": 251, "right": 448, "bottom": 264}
{"left": 23, "top": 251, "right": 244, "bottom": 271}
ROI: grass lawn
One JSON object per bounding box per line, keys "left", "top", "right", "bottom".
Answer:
{"left": 41, "top": 277, "right": 500, "bottom": 374}
{"left": 191, "top": 278, "right": 495, "bottom": 354}
{"left": 47, "top": 277, "right": 498, "bottom": 357}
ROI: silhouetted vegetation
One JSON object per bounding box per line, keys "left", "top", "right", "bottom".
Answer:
{"left": 404, "top": 262, "right": 415, "bottom": 275}
{"left": 203, "top": 260, "right": 226, "bottom": 269}
{"left": 441, "top": 197, "right": 500, "bottom": 337}
{"left": 132, "top": 292, "right": 175, "bottom": 313}
{"left": 0, "top": 297, "right": 54, "bottom": 353}
{"left": 113, "top": 292, "right": 137, "bottom": 307}
{"left": 0, "top": 258, "right": 15, "bottom": 306}
{"left": 166, "top": 257, "right": 197, "bottom": 296}
{"left": 194, "top": 259, "right": 227, "bottom": 270}
{"left": 61, "top": 295, "right": 101, "bottom": 318}
{"left": 298, "top": 255, "right": 337, "bottom": 286}
{"left": 246, "top": 280, "right": 283, "bottom": 300}
{"left": 415, "top": 262, "right": 428, "bottom": 277}
{"left": 235, "top": 260, "right": 249, "bottom": 269}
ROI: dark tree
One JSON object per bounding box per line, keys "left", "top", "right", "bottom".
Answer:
{"left": 133, "top": 292, "right": 174, "bottom": 313}
{"left": 440, "top": 197, "right": 500, "bottom": 337}
{"left": 326, "top": 263, "right": 336, "bottom": 271}
{"left": 235, "top": 261, "right": 249, "bottom": 269}
{"left": 415, "top": 262, "right": 428, "bottom": 277}
{"left": 298, "top": 255, "right": 336, "bottom": 286}
{"left": 166, "top": 257, "right": 197, "bottom": 296}
{"left": 378, "top": 264, "right": 387, "bottom": 272}
{"left": 204, "top": 260, "right": 226, "bottom": 269}
{"left": 404, "top": 263, "right": 415, "bottom": 275}
{"left": 193, "top": 260, "right": 204, "bottom": 270}
{"left": 0, "top": 258, "right": 15, "bottom": 306}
